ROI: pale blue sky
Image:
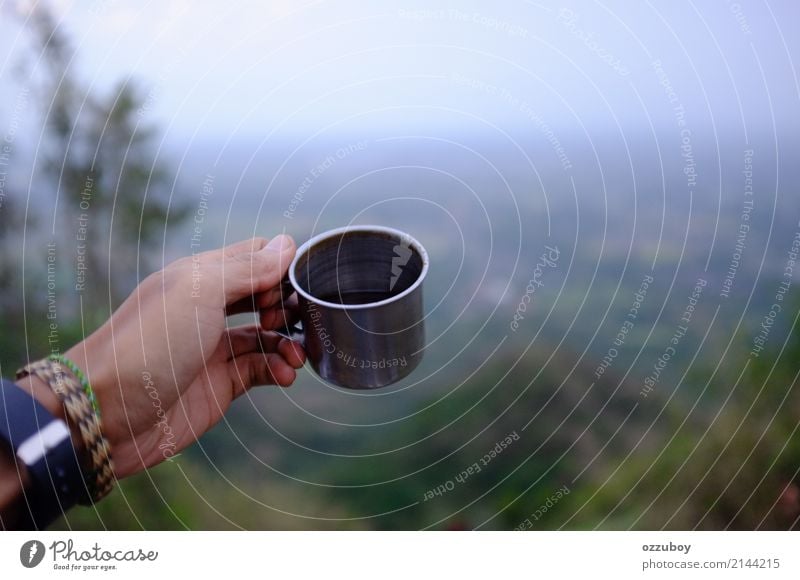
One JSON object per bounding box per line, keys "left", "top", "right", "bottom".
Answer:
{"left": 1, "top": 0, "right": 798, "bottom": 142}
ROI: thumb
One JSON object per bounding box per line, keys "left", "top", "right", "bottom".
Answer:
{"left": 224, "top": 234, "right": 296, "bottom": 304}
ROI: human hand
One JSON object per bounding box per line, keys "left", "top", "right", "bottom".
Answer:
{"left": 65, "top": 236, "right": 305, "bottom": 478}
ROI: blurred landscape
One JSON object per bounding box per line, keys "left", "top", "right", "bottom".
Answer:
{"left": 1, "top": 1, "right": 799, "bottom": 530}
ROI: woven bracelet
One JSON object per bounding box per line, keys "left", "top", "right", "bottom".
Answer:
{"left": 16, "top": 356, "right": 115, "bottom": 503}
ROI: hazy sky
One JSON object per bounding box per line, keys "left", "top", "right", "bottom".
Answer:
{"left": 1, "top": 0, "right": 798, "bottom": 143}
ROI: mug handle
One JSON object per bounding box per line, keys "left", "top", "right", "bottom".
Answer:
{"left": 274, "top": 320, "right": 304, "bottom": 344}
{"left": 274, "top": 274, "right": 305, "bottom": 345}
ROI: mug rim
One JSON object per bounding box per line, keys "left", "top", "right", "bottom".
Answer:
{"left": 288, "top": 225, "right": 429, "bottom": 311}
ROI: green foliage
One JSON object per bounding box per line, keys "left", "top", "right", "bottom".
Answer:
{"left": 567, "top": 298, "right": 800, "bottom": 531}
{"left": 313, "top": 299, "right": 800, "bottom": 531}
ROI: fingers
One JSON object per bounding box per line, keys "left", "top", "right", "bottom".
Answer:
{"left": 190, "top": 235, "right": 294, "bottom": 310}
{"left": 194, "top": 237, "right": 267, "bottom": 264}
{"left": 222, "top": 324, "right": 305, "bottom": 361}
{"left": 260, "top": 309, "right": 300, "bottom": 332}
{"left": 225, "top": 272, "right": 297, "bottom": 316}
{"left": 223, "top": 235, "right": 296, "bottom": 304}
{"left": 221, "top": 325, "right": 283, "bottom": 359}
{"left": 224, "top": 325, "right": 306, "bottom": 394}
{"left": 221, "top": 237, "right": 267, "bottom": 258}
{"left": 228, "top": 338, "right": 306, "bottom": 398}
{"left": 225, "top": 286, "right": 283, "bottom": 316}
{"left": 229, "top": 352, "right": 297, "bottom": 395}
{"left": 277, "top": 336, "right": 306, "bottom": 368}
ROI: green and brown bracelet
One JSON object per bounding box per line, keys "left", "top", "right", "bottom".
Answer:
{"left": 16, "top": 356, "right": 115, "bottom": 503}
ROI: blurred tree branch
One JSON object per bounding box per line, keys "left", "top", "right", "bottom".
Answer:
{"left": 24, "top": 3, "right": 189, "bottom": 321}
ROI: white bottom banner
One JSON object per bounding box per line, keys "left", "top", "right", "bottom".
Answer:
{"left": 1, "top": 531, "right": 797, "bottom": 578}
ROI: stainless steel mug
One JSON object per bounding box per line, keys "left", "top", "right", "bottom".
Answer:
{"left": 281, "top": 225, "right": 428, "bottom": 389}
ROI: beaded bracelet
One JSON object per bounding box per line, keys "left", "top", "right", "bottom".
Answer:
{"left": 16, "top": 356, "right": 115, "bottom": 503}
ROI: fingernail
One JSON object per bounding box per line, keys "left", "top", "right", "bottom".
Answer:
{"left": 266, "top": 234, "right": 293, "bottom": 251}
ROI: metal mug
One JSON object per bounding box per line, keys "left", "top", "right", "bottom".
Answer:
{"left": 280, "top": 225, "right": 428, "bottom": 389}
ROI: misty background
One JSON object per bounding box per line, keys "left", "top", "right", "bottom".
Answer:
{"left": 1, "top": 0, "right": 799, "bottom": 529}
